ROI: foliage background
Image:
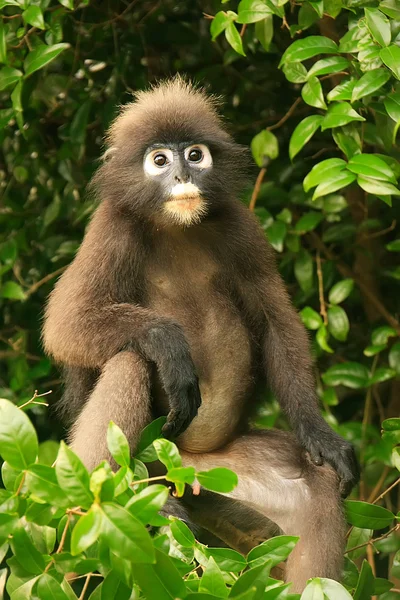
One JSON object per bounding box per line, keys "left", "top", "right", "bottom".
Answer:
{"left": 0, "top": 0, "right": 400, "bottom": 598}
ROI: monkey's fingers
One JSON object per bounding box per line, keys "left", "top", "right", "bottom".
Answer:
{"left": 306, "top": 442, "right": 324, "bottom": 466}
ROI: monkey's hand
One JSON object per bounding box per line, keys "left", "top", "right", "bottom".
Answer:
{"left": 138, "top": 322, "right": 202, "bottom": 439}
{"left": 299, "top": 423, "right": 360, "bottom": 497}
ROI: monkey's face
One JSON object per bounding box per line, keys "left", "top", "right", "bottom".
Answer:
{"left": 143, "top": 142, "right": 212, "bottom": 227}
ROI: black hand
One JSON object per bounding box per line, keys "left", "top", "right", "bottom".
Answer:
{"left": 139, "top": 322, "right": 202, "bottom": 439}
{"left": 298, "top": 422, "right": 360, "bottom": 497}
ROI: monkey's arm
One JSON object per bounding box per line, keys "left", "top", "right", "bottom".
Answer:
{"left": 256, "top": 269, "right": 359, "bottom": 496}
{"left": 43, "top": 202, "right": 200, "bottom": 438}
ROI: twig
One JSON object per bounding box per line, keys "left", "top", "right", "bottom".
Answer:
{"left": 316, "top": 252, "right": 328, "bottom": 325}
{"left": 25, "top": 266, "right": 67, "bottom": 297}
{"left": 19, "top": 389, "right": 52, "bottom": 410}
{"left": 367, "top": 467, "right": 390, "bottom": 504}
{"left": 130, "top": 475, "right": 166, "bottom": 487}
{"left": 249, "top": 168, "right": 267, "bottom": 212}
{"left": 372, "top": 477, "right": 400, "bottom": 505}
{"left": 79, "top": 574, "right": 92, "bottom": 600}
{"left": 16, "top": 472, "right": 26, "bottom": 496}
{"left": 267, "top": 97, "right": 302, "bottom": 132}
{"left": 240, "top": 24, "right": 247, "bottom": 38}
{"left": 345, "top": 524, "right": 399, "bottom": 554}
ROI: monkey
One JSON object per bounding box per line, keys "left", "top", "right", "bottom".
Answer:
{"left": 173, "top": 431, "right": 346, "bottom": 593}
{"left": 42, "top": 77, "right": 359, "bottom": 493}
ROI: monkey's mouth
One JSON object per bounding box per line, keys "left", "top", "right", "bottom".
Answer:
{"left": 164, "top": 183, "right": 207, "bottom": 225}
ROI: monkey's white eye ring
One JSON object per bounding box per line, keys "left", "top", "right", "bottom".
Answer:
{"left": 184, "top": 144, "right": 212, "bottom": 169}
{"left": 144, "top": 148, "right": 174, "bottom": 176}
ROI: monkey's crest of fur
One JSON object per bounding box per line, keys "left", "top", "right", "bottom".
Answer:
{"left": 107, "top": 77, "right": 228, "bottom": 149}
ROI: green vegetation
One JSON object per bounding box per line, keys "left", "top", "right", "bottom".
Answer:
{"left": 0, "top": 0, "right": 399, "bottom": 598}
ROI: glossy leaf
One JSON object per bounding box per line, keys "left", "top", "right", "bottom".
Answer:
{"left": 255, "top": 16, "right": 273, "bottom": 51}
{"left": 27, "top": 464, "right": 69, "bottom": 508}
{"left": 300, "top": 307, "right": 323, "bottom": 330}
{"left": 380, "top": 45, "right": 400, "bottom": 79}
{"left": 308, "top": 56, "right": 350, "bottom": 78}
{"left": 328, "top": 306, "right": 350, "bottom": 341}
{"left": 101, "top": 502, "right": 155, "bottom": 562}
{"left": 294, "top": 249, "right": 313, "bottom": 292}
{"left": 345, "top": 500, "right": 395, "bottom": 529}
{"left": 321, "top": 103, "right": 365, "bottom": 131}
{"left": 266, "top": 221, "right": 287, "bottom": 252}
{"left": 280, "top": 36, "right": 338, "bottom": 65}
{"left": 327, "top": 79, "right": 355, "bottom": 102}
{"left": 303, "top": 158, "right": 347, "bottom": 192}
{"left": 210, "top": 11, "right": 236, "bottom": 39}
{"left": 0, "top": 67, "right": 22, "bottom": 91}
{"left": 357, "top": 176, "right": 400, "bottom": 196}
{"left": 24, "top": 43, "right": 70, "bottom": 77}
{"left": 197, "top": 467, "right": 238, "bottom": 492}
{"left": 153, "top": 438, "right": 181, "bottom": 470}
{"left": 351, "top": 68, "right": 391, "bottom": 102}
{"left": 251, "top": 130, "right": 278, "bottom": 166}
{"left": 289, "top": 115, "right": 323, "bottom": 160}
{"left": 237, "top": 0, "right": 272, "bottom": 23}
{"left": 301, "top": 77, "right": 327, "bottom": 110}
{"left": 322, "top": 362, "right": 369, "bottom": 388}
{"left": 365, "top": 8, "right": 391, "bottom": 47}
{"left": 389, "top": 342, "right": 400, "bottom": 375}
{"left": 107, "top": 422, "right": 130, "bottom": 468}
{"left": 0, "top": 398, "right": 38, "bottom": 470}
{"left": 55, "top": 442, "right": 93, "bottom": 509}
{"left": 312, "top": 170, "right": 356, "bottom": 200}
{"left": 347, "top": 154, "right": 396, "bottom": 182}
{"left": 199, "top": 557, "right": 228, "bottom": 597}
{"left": 22, "top": 6, "right": 45, "bottom": 30}
{"left": 247, "top": 536, "right": 298, "bottom": 568}
{"left": 295, "top": 211, "right": 323, "bottom": 233}
{"left": 131, "top": 548, "right": 187, "bottom": 599}
{"left": 36, "top": 573, "right": 70, "bottom": 599}
{"left": 71, "top": 506, "right": 103, "bottom": 555}
{"left": 225, "top": 23, "right": 245, "bottom": 56}
{"left": 328, "top": 279, "right": 354, "bottom": 304}
{"left": 283, "top": 62, "right": 308, "bottom": 83}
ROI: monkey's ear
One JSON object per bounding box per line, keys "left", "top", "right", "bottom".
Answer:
{"left": 101, "top": 146, "right": 118, "bottom": 162}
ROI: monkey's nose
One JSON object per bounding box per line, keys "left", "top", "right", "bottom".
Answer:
{"left": 175, "top": 174, "right": 190, "bottom": 184}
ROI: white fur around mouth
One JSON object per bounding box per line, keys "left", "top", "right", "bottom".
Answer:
{"left": 164, "top": 183, "right": 206, "bottom": 225}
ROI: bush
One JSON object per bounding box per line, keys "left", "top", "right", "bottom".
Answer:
{"left": 0, "top": 0, "right": 399, "bottom": 598}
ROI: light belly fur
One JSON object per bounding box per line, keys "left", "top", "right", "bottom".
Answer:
{"left": 147, "top": 264, "right": 253, "bottom": 452}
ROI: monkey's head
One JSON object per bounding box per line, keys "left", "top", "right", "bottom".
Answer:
{"left": 92, "top": 77, "right": 248, "bottom": 227}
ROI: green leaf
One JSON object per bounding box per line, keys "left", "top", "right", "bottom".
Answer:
{"left": 0, "top": 67, "right": 22, "bottom": 91}
{"left": 225, "top": 22, "right": 245, "bottom": 56}
{"left": 230, "top": 563, "right": 271, "bottom": 598}
{"left": 312, "top": 170, "right": 356, "bottom": 200}
{"left": 365, "top": 8, "right": 391, "bottom": 47}
{"left": 301, "top": 77, "right": 327, "bottom": 110}
{"left": 364, "top": 343, "right": 386, "bottom": 356}
{"left": 323, "top": 194, "right": 347, "bottom": 213}
{"left": 295, "top": 211, "right": 323, "bottom": 233}
{"left": 386, "top": 239, "right": 400, "bottom": 252}
{"left": 351, "top": 68, "right": 391, "bottom": 102}
{"left": 357, "top": 175, "right": 400, "bottom": 196}
{"left": 55, "top": 442, "right": 94, "bottom": 509}
{"left": 345, "top": 500, "right": 394, "bottom": 529}
{"left": 10, "top": 527, "right": 45, "bottom": 574}
{"left": 22, "top": 6, "right": 45, "bottom": 30}
{"left": 71, "top": 506, "right": 103, "bottom": 555}
{"left": 380, "top": 0, "right": 400, "bottom": 19}
{"left": 204, "top": 548, "right": 247, "bottom": 572}
{"left": 322, "top": 362, "right": 369, "bottom": 388}
{"left": 328, "top": 306, "right": 350, "bottom": 341}
{"left": 24, "top": 43, "right": 70, "bottom": 77}
{"left": 0, "top": 281, "right": 25, "bottom": 300}
{"left": 294, "top": 249, "right": 313, "bottom": 292}
{"left": 327, "top": 79, "right": 355, "bottom": 102}
{"left": 131, "top": 548, "right": 186, "bottom": 600}
{"left": 308, "top": 56, "right": 350, "bottom": 78}
{"left": 247, "top": 536, "right": 298, "bottom": 568}
{"left": 251, "top": 130, "right": 278, "bottom": 166}
{"left": 58, "top": 0, "right": 74, "bottom": 8}
{"left": 136, "top": 416, "right": 166, "bottom": 462}
{"left": 197, "top": 467, "right": 238, "bottom": 492}
{"left": 101, "top": 502, "right": 155, "bottom": 562}
{"left": 382, "top": 417, "right": 400, "bottom": 430}
{"left": 392, "top": 447, "right": 400, "bottom": 471}
{"left": 266, "top": 221, "right": 287, "bottom": 252}
{"left": 255, "top": 16, "right": 273, "bottom": 51}
{"left": 389, "top": 342, "right": 400, "bottom": 375}
{"left": 0, "top": 21, "right": 6, "bottom": 64}
{"left": 126, "top": 485, "right": 169, "bottom": 524}
{"left": 283, "top": 62, "right": 308, "bottom": 83}
{"left": 36, "top": 573, "right": 70, "bottom": 600}
{"left": 0, "top": 398, "right": 38, "bottom": 469}
{"left": 211, "top": 11, "right": 235, "bottom": 39}
{"left": 237, "top": 0, "right": 272, "bottom": 23}
{"left": 380, "top": 45, "right": 400, "bottom": 79}
{"left": 384, "top": 92, "right": 400, "bottom": 131}
{"left": 27, "top": 464, "right": 70, "bottom": 508}
{"left": 300, "top": 306, "right": 323, "bottom": 330}
{"left": 107, "top": 422, "right": 130, "bottom": 468}
{"left": 328, "top": 279, "right": 354, "bottom": 304}
{"left": 153, "top": 438, "right": 182, "bottom": 470}
{"left": 199, "top": 556, "right": 228, "bottom": 597}
{"left": 303, "top": 158, "right": 347, "bottom": 192}
{"left": 332, "top": 127, "right": 362, "bottom": 160}
{"left": 170, "top": 518, "right": 196, "bottom": 547}
{"left": 321, "top": 103, "right": 365, "bottom": 131}
{"left": 347, "top": 153, "right": 396, "bottom": 182}
{"left": 347, "top": 527, "right": 372, "bottom": 559}
{"left": 369, "top": 367, "right": 396, "bottom": 384}
{"left": 280, "top": 36, "right": 338, "bottom": 65}
{"left": 289, "top": 115, "right": 323, "bottom": 160}
{"left": 166, "top": 466, "right": 196, "bottom": 485}
{"left": 316, "top": 324, "right": 334, "bottom": 353}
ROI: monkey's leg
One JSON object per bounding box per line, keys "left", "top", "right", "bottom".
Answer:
{"left": 69, "top": 351, "right": 151, "bottom": 471}
{"left": 180, "top": 430, "right": 345, "bottom": 593}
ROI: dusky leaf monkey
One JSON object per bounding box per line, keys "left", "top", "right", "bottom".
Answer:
{"left": 42, "top": 77, "right": 357, "bottom": 588}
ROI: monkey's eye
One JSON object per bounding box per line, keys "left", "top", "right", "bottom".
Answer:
{"left": 184, "top": 144, "right": 212, "bottom": 169}
{"left": 188, "top": 148, "right": 203, "bottom": 162}
{"left": 153, "top": 153, "right": 168, "bottom": 167}
{"left": 144, "top": 148, "right": 173, "bottom": 176}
